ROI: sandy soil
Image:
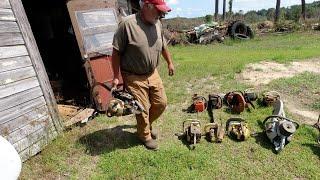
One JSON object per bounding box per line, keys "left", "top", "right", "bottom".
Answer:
{"left": 238, "top": 58, "right": 320, "bottom": 124}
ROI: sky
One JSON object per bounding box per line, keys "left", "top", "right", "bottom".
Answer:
{"left": 165, "top": 0, "right": 318, "bottom": 19}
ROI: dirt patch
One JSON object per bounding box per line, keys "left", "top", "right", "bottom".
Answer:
{"left": 238, "top": 58, "right": 320, "bottom": 86}
{"left": 238, "top": 58, "right": 320, "bottom": 124}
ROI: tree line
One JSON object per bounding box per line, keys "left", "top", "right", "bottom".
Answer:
{"left": 213, "top": 0, "right": 320, "bottom": 23}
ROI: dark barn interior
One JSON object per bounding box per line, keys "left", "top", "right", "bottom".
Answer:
{"left": 21, "top": 0, "right": 140, "bottom": 109}
{"left": 22, "top": 0, "right": 90, "bottom": 106}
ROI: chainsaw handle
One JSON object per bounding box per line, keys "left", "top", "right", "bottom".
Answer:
{"left": 263, "top": 115, "right": 300, "bottom": 129}
{"left": 183, "top": 119, "right": 201, "bottom": 130}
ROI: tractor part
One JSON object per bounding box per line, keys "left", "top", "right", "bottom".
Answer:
{"left": 183, "top": 119, "right": 202, "bottom": 149}
{"left": 185, "top": 94, "right": 207, "bottom": 113}
{"left": 224, "top": 91, "right": 246, "bottom": 113}
{"left": 226, "top": 118, "right": 250, "bottom": 141}
{"left": 207, "top": 94, "right": 223, "bottom": 122}
{"left": 261, "top": 91, "right": 281, "bottom": 106}
{"left": 94, "top": 82, "right": 145, "bottom": 117}
{"left": 263, "top": 100, "right": 299, "bottom": 153}
{"left": 312, "top": 114, "right": 320, "bottom": 144}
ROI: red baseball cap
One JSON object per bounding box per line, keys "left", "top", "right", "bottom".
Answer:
{"left": 144, "top": 0, "right": 172, "bottom": 13}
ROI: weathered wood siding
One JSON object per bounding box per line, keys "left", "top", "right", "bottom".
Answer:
{"left": 0, "top": 0, "right": 62, "bottom": 162}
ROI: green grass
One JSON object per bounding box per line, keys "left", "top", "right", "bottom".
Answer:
{"left": 21, "top": 32, "right": 320, "bottom": 179}
{"left": 267, "top": 72, "right": 320, "bottom": 110}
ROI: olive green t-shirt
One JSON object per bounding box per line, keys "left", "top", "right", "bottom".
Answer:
{"left": 112, "top": 12, "right": 167, "bottom": 75}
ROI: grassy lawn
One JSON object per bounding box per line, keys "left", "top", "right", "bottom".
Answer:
{"left": 21, "top": 32, "right": 320, "bottom": 179}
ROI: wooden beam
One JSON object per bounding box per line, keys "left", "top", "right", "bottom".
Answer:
{"left": 13, "top": 120, "right": 55, "bottom": 153}
{"left": 0, "top": 45, "right": 28, "bottom": 59}
{"left": 0, "top": 8, "right": 15, "bottom": 21}
{"left": 0, "top": 32, "right": 24, "bottom": 46}
{"left": 10, "top": 0, "right": 63, "bottom": 132}
{"left": 0, "top": 86, "right": 42, "bottom": 112}
{"left": 0, "top": 0, "right": 11, "bottom": 9}
{"left": 0, "top": 56, "right": 32, "bottom": 73}
{"left": 0, "top": 76, "right": 39, "bottom": 99}
{"left": 0, "top": 105, "right": 48, "bottom": 136}
{"left": 0, "top": 21, "right": 19, "bottom": 33}
{"left": 0, "top": 66, "right": 35, "bottom": 86}
{"left": 5, "top": 115, "right": 50, "bottom": 144}
{"left": 0, "top": 96, "right": 46, "bottom": 124}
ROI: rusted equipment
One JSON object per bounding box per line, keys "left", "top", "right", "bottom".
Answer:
{"left": 204, "top": 123, "right": 225, "bottom": 143}
{"left": 184, "top": 94, "right": 207, "bottom": 113}
{"left": 263, "top": 100, "right": 299, "bottom": 153}
{"left": 182, "top": 119, "right": 202, "bottom": 149}
{"left": 313, "top": 114, "right": 320, "bottom": 144}
{"left": 224, "top": 90, "right": 256, "bottom": 113}
{"left": 207, "top": 94, "right": 223, "bottom": 122}
{"left": 261, "top": 91, "right": 281, "bottom": 106}
{"left": 94, "top": 82, "right": 145, "bottom": 117}
{"left": 226, "top": 118, "right": 250, "bottom": 141}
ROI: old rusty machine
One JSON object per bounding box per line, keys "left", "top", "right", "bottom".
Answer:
{"left": 263, "top": 99, "right": 299, "bottom": 152}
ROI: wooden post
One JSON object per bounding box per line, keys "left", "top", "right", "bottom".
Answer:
{"left": 9, "top": 0, "right": 63, "bottom": 133}
{"left": 275, "top": 0, "right": 281, "bottom": 23}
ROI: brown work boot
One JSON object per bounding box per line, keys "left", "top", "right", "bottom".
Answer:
{"left": 151, "top": 129, "right": 158, "bottom": 139}
{"left": 142, "top": 139, "right": 159, "bottom": 150}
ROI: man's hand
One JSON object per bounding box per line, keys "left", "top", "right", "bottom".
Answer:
{"left": 168, "top": 63, "right": 175, "bottom": 76}
{"left": 112, "top": 78, "right": 119, "bottom": 91}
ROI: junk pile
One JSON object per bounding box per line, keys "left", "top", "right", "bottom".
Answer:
{"left": 177, "top": 89, "right": 304, "bottom": 153}
{"left": 165, "top": 20, "right": 254, "bottom": 45}
{"left": 311, "top": 23, "right": 320, "bottom": 31}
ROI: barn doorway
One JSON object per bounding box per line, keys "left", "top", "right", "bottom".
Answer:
{"left": 21, "top": 0, "right": 90, "bottom": 108}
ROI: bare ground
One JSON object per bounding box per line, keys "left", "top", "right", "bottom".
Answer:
{"left": 237, "top": 58, "right": 320, "bottom": 124}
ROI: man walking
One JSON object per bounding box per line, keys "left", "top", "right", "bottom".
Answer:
{"left": 111, "top": 0, "right": 174, "bottom": 150}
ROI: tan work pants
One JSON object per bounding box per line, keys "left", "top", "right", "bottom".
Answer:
{"left": 122, "top": 69, "right": 167, "bottom": 141}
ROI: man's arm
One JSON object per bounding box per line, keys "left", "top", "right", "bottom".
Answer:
{"left": 112, "top": 48, "right": 121, "bottom": 88}
{"left": 161, "top": 47, "right": 174, "bottom": 76}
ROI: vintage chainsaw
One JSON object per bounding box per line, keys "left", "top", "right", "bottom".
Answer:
{"left": 93, "top": 82, "right": 145, "bottom": 117}
{"left": 313, "top": 114, "right": 320, "bottom": 144}
{"left": 263, "top": 100, "right": 299, "bottom": 153}
{"left": 226, "top": 117, "right": 251, "bottom": 141}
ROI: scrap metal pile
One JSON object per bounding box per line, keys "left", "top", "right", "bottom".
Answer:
{"left": 164, "top": 20, "right": 254, "bottom": 46}
{"left": 177, "top": 90, "right": 304, "bottom": 153}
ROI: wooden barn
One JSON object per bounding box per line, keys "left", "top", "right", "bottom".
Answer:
{"left": 0, "top": 0, "right": 139, "bottom": 162}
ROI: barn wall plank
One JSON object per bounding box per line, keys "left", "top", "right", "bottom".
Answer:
{"left": 0, "top": 66, "right": 35, "bottom": 86}
{"left": 0, "top": 96, "right": 46, "bottom": 124}
{"left": 0, "top": 32, "right": 24, "bottom": 46}
{"left": 0, "top": 0, "right": 11, "bottom": 9}
{"left": 6, "top": 115, "right": 50, "bottom": 144}
{"left": 0, "top": 8, "right": 15, "bottom": 21}
{"left": 0, "top": 105, "right": 48, "bottom": 136}
{"left": 10, "top": 0, "right": 63, "bottom": 132}
{"left": 0, "top": 86, "right": 42, "bottom": 112}
{"left": 0, "top": 56, "right": 32, "bottom": 72}
{"left": 0, "top": 45, "right": 28, "bottom": 59}
{"left": 13, "top": 121, "right": 55, "bottom": 153}
{"left": 0, "top": 21, "right": 19, "bottom": 33}
{"left": 19, "top": 126, "right": 58, "bottom": 162}
{"left": 0, "top": 76, "right": 39, "bottom": 98}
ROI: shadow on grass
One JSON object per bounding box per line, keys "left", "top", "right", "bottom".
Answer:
{"left": 302, "top": 143, "right": 320, "bottom": 158}
{"left": 251, "top": 131, "right": 278, "bottom": 154}
{"left": 78, "top": 125, "right": 140, "bottom": 155}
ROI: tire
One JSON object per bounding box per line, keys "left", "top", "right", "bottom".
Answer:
{"left": 235, "top": 33, "right": 249, "bottom": 40}
{"left": 246, "top": 26, "right": 254, "bottom": 39}
{"left": 231, "top": 21, "right": 248, "bottom": 39}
